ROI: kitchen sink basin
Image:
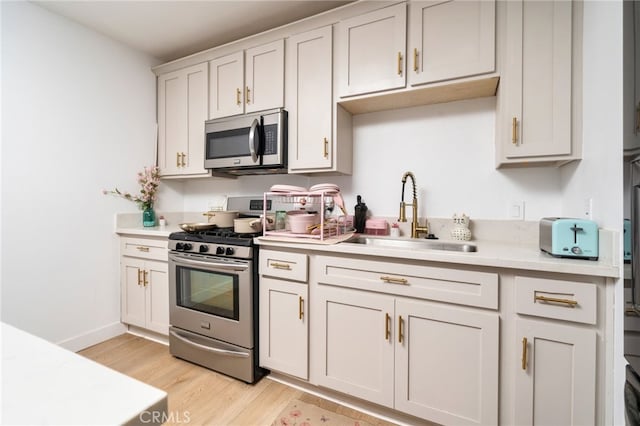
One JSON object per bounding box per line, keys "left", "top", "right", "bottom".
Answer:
{"left": 344, "top": 236, "right": 477, "bottom": 252}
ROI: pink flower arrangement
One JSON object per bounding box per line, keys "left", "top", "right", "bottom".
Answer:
{"left": 103, "top": 166, "right": 160, "bottom": 210}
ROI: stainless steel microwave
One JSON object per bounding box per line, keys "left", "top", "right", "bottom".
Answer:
{"left": 204, "top": 108, "right": 287, "bottom": 175}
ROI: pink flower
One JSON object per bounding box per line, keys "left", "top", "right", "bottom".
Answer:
{"left": 279, "top": 417, "right": 290, "bottom": 426}
{"left": 289, "top": 409, "right": 302, "bottom": 418}
{"left": 103, "top": 166, "right": 160, "bottom": 210}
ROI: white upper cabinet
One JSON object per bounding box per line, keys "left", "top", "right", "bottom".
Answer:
{"left": 286, "top": 26, "right": 334, "bottom": 172}
{"left": 209, "top": 39, "right": 284, "bottom": 119}
{"left": 408, "top": 0, "right": 495, "bottom": 86}
{"left": 496, "top": 0, "right": 580, "bottom": 167}
{"left": 337, "top": 3, "right": 407, "bottom": 98}
{"left": 157, "top": 62, "right": 209, "bottom": 178}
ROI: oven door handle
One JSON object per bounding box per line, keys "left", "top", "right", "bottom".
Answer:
{"left": 170, "top": 330, "right": 250, "bottom": 358}
{"left": 170, "top": 255, "right": 249, "bottom": 272}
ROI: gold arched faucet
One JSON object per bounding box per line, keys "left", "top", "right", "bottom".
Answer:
{"left": 399, "top": 171, "right": 430, "bottom": 239}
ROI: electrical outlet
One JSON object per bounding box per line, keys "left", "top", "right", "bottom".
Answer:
{"left": 508, "top": 200, "right": 525, "bottom": 220}
{"left": 584, "top": 198, "right": 594, "bottom": 219}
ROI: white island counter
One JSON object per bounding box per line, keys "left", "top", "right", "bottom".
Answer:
{"left": 1, "top": 323, "right": 167, "bottom": 425}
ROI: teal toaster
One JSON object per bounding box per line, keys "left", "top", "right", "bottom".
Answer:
{"left": 539, "top": 217, "right": 599, "bottom": 260}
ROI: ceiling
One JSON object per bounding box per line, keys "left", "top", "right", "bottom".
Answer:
{"left": 34, "top": 0, "right": 353, "bottom": 63}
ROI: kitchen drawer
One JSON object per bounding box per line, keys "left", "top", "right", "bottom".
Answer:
{"left": 316, "top": 255, "right": 498, "bottom": 309}
{"left": 121, "top": 237, "right": 168, "bottom": 261}
{"left": 514, "top": 276, "right": 597, "bottom": 325}
{"left": 259, "top": 249, "right": 308, "bottom": 283}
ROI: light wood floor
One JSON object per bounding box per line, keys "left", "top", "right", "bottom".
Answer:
{"left": 79, "top": 333, "right": 398, "bottom": 426}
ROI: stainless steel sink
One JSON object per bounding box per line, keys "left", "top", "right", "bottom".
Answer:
{"left": 344, "top": 236, "right": 477, "bottom": 252}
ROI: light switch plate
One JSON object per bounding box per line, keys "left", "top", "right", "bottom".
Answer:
{"left": 508, "top": 200, "right": 525, "bottom": 220}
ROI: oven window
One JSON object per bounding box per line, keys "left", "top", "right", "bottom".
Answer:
{"left": 176, "top": 266, "right": 239, "bottom": 320}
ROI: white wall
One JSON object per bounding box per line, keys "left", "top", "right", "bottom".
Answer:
{"left": 183, "top": 97, "right": 564, "bottom": 222}
{"left": 0, "top": 2, "right": 164, "bottom": 349}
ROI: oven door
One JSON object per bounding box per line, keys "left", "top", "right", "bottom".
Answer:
{"left": 169, "top": 252, "right": 253, "bottom": 349}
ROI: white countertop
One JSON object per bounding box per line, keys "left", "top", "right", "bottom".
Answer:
{"left": 1, "top": 323, "right": 168, "bottom": 425}
{"left": 255, "top": 236, "right": 620, "bottom": 278}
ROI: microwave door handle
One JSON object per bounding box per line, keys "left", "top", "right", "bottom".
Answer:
{"left": 248, "top": 118, "right": 259, "bottom": 163}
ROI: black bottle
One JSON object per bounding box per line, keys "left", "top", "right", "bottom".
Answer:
{"left": 354, "top": 195, "right": 368, "bottom": 233}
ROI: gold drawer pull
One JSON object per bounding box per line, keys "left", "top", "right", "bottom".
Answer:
{"left": 521, "top": 337, "right": 528, "bottom": 370}
{"left": 270, "top": 262, "right": 291, "bottom": 270}
{"left": 246, "top": 86, "right": 251, "bottom": 104}
{"left": 380, "top": 276, "right": 408, "bottom": 285}
{"left": 143, "top": 270, "right": 149, "bottom": 287}
{"left": 236, "top": 88, "right": 241, "bottom": 106}
{"left": 397, "top": 51, "right": 403, "bottom": 76}
{"left": 413, "top": 48, "right": 418, "bottom": 72}
{"left": 136, "top": 246, "right": 150, "bottom": 252}
{"left": 398, "top": 315, "right": 404, "bottom": 343}
{"left": 323, "top": 137, "right": 329, "bottom": 158}
{"left": 512, "top": 117, "right": 518, "bottom": 145}
{"left": 535, "top": 295, "right": 578, "bottom": 307}
{"left": 299, "top": 296, "right": 304, "bottom": 320}
{"left": 385, "top": 313, "right": 391, "bottom": 341}
{"left": 137, "top": 268, "right": 143, "bottom": 286}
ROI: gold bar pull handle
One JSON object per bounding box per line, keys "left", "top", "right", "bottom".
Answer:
{"left": 521, "top": 337, "right": 528, "bottom": 370}
{"left": 385, "top": 313, "right": 391, "bottom": 341}
{"left": 181, "top": 152, "right": 186, "bottom": 167}
{"left": 137, "top": 268, "right": 143, "bottom": 286}
{"left": 534, "top": 295, "right": 578, "bottom": 307}
{"left": 397, "top": 51, "right": 403, "bottom": 76}
{"left": 299, "top": 296, "right": 304, "bottom": 320}
{"left": 398, "top": 315, "right": 404, "bottom": 343}
{"left": 512, "top": 117, "right": 518, "bottom": 145}
{"left": 246, "top": 86, "right": 251, "bottom": 104}
{"left": 136, "top": 246, "right": 150, "bottom": 253}
{"left": 270, "top": 262, "right": 291, "bottom": 270}
{"left": 176, "top": 152, "right": 181, "bottom": 167}
{"left": 413, "top": 48, "right": 418, "bottom": 72}
{"left": 323, "top": 137, "right": 329, "bottom": 158}
{"left": 143, "top": 270, "right": 149, "bottom": 287}
{"left": 380, "top": 276, "right": 408, "bottom": 285}
{"left": 236, "top": 88, "right": 241, "bottom": 106}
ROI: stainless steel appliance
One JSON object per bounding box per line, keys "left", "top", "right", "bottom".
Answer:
{"left": 204, "top": 108, "right": 287, "bottom": 175}
{"left": 168, "top": 197, "right": 271, "bottom": 383}
{"left": 627, "top": 157, "right": 640, "bottom": 424}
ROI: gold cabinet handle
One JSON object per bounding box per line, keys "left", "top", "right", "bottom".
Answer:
{"left": 270, "top": 262, "right": 291, "bottom": 270}
{"left": 512, "top": 117, "right": 518, "bottom": 145}
{"left": 299, "top": 296, "right": 304, "bottom": 320}
{"left": 413, "top": 48, "right": 418, "bottom": 72}
{"left": 534, "top": 295, "right": 578, "bottom": 307}
{"left": 143, "top": 270, "right": 149, "bottom": 287}
{"left": 136, "top": 246, "right": 150, "bottom": 252}
{"left": 246, "top": 86, "right": 250, "bottom": 104}
{"left": 137, "top": 268, "right": 143, "bottom": 286}
{"left": 181, "top": 152, "right": 186, "bottom": 167}
{"left": 236, "top": 88, "right": 241, "bottom": 106}
{"left": 380, "top": 276, "right": 408, "bottom": 285}
{"left": 397, "top": 51, "right": 403, "bottom": 76}
{"left": 176, "top": 152, "right": 181, "bottom": 167}
{"left": 385, "top": 313, "right": 391, "bottom": 340}
{"left": 398, "top": 315, "right": 404, "bottom": 343}
{"left": 323, "top": 137, "right": 329, "bottom": 158}
{"left": 521, "top": 337, "right": 528, "bottom": 370}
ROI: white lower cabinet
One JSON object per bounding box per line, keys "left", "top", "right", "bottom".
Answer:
{"left": 120, "top": 237, "right": 169, "bottom": 335}
{"left": 259, "top": 249, "right": 309, "bottom": 380}
{"left": 315, "top": 255, "right": 499, "bottom": 425}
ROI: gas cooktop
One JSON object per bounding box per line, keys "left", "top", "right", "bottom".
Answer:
{"left": 168, "top": 228, "right": 260, "bottom": 246}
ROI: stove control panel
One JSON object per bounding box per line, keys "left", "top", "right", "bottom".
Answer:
{"left": 169, "top": 241, "right": 252, "bottom": 259}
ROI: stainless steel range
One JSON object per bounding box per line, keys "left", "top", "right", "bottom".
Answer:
{"left": 168, "top": 197, "right": 268, "bottom": 383}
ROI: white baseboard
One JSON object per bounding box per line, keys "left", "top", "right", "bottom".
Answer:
{"left": 57, "top": 321, "right": 127, "bottom": 352}
{"left": 125, "top": 325, "right": 169, "bottom": 346}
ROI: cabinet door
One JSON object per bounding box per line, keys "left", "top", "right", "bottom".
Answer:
{"left": 500, "top": 0, "right": 573, "bottom": 160}
{"left": 286, "top": 26, "right": 333, "bottom": 172}
{"left": 209, "top": 51, "right": 244, "bottom": 118}
{"left": 245, "top": 39, "right": 284, "bottom": 113}
{"left": 145, "top": 260, "right": 169, "bottom": 336}
{"left": 625, "top": 0, "right": 640, "bottom": 152}
{"left": 121, "top": 257, "right": 147, "bottom": 329}
{"left": 395, "top": 299, "right": 499, "bottom": 426}
{"left": 515, "top": 318, "right": 596, "bottom": 426}
{"left": 408, "top": 0, "right": 495, "bottom": 86}
{"left": 337, "top": 3, "right": 407, "bottom": 97}
{"left": 157, "top": 62, "right": 209, "bottom": 177}
{"left": 316, "top": 286, "right": 395, "bottom": 408}
{"left": 259, "top": 277, "right": 308, "bottom": 379}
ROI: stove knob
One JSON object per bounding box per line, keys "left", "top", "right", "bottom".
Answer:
{"left": 216, "top": 246, "right": 225, "bottom": 255}
{"left": 225, "top": 247, "right": 235, "bottom": 256}
{"left": 199, "top": 245, "right": 209, "bottom": 253}
{"left": 183, "top": 243, "right": 192, "bottom": 251}
{"left": 175, "top": 243, "right": 184, "bottom": 250}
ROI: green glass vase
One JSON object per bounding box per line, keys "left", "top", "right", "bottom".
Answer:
{"left": 142, "top": 206, "right": 156, "bottom": 227}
